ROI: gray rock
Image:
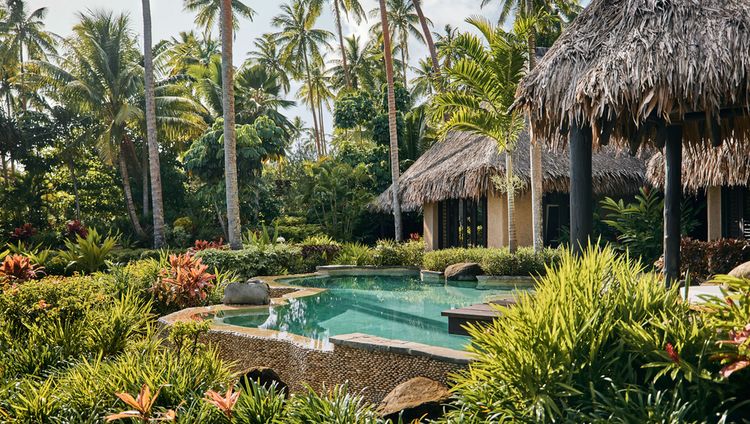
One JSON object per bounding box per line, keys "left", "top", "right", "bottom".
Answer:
{"left": 444, "top": 262, "right": 483, "bottom": 281}
{"left": 729, "top": 261, "right": 750, "bottom": 279}
{"left": 223, "top": 279, "right": 270, "bottom": 305}
{"left": 378, "top": 377, "right": 451, "bottom": 422}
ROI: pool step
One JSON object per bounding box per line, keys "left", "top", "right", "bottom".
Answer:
{"left": 441, "top": 299, "right": 515, "bottom": 336}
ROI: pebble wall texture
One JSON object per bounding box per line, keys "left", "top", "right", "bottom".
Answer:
{"left": 200, "top": 329, "right": 468, "bottom": 403}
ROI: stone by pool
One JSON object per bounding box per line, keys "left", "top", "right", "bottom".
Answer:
{"left": 213, "top": 275, "right": 523, "bottom": 350}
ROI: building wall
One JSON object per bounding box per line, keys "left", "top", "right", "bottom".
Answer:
{"left": 485, "top": 191, "right": 533, "bottom": 248}
{"left": 423, "top": 202, "right": 440, "bottom": 251}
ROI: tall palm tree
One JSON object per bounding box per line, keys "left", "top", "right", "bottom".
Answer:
{"left": 159, "top": 30, "right": 220, "bottom": 77}
{"left": 369, "top": 0, "right": 425, "bottom": 90}
{"left": 219, "top": 0, "right": 242, "bottom": 249}
{"left": 272, "top": 0, "right": 333, "bottom": 158}
{"left": 183, "top": 0, "right": 255, "bottom": 33}
{"left": 431, "top": 18, "right": 527, "bottom": 252}
{"left": 297, "top": 60, "right": 333, "bottom": 154}
{"left": 141, "top": 0, "right": 166, "bottom": 247}
{"left": 309, "top": 0, "right": 366, "bottom": 90}
{"left": 377, "top": 0, "right": 403, "bottom": 241}
{"left": 435, "top": 24, "right": 460, "bottom": 70}
{"left": 329, "top": 35, "right": 379, "bottom": 92}
{"left": 247, "top": 34, "right": 291, "bottom": 93}
{"left": 411, "top": 0, "right": 440, "bottom": 88}
{"left": 35, "top": 11, "right": 146, "bottom": 238}
{"left": 0, "top": 0, "right": 57, "bottom": 111}
{"left": 481, "top": 0, "right": 580, "bottom": 252}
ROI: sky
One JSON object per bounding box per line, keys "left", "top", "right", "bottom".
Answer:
{"left": 28, "top": 0, "right": 505, "bottom": 132}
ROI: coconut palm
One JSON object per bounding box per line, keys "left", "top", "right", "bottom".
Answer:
{"left": 218, "top": 0, "right": 242, "bottom": 249}
{"left": 272, "top": 0, "right": 333, "bottom": 157}
{"left": 34, "top": 11, "right": 146, "bottom": 238}
{"left": 159, "top": 30, "right": 220, "bottom": 77}
{"left": 141, "top": 0, "right": 166, "bottom": 247}
{"left": 431, "top": 18, "right": 527, "bottom": 252}
{"left": 309, "top": 0, "right": 366, "bottom": 90}
{"left": 481, "top": 0, "right": 581, "bottom": 252}
{"left": 376, "top": 0, "right": 403, "bottom": 241}
{"left": 247, "top": 33, "right": 291, "bottom": 93}
{"left": 297, "top": 60, "right": 333, "bottom": 154}
{"left": 435, "top": 24, "right": 460, "bottom": 69}
{"left": 369, "top": 0, "right": 426, "bottom": 90}
{"left": 410, "top": 57, "right": 437, "bottom": 100}
{"left": 183, "top": 0, "right": 255, "bottom": 33}
{"left": 411, "top": 0, "right": 440, "bottom": 88}
{"left": 0, "top": 0, "right": 57, "bottom": 110}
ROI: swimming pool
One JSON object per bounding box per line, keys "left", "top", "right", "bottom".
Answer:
{"left": 214, "top": 275, "right": 521, "bottom": 350}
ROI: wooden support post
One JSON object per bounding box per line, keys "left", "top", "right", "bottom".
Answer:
{"left": 569, "top": 122, "right": 593, "bottom": 255}
{"left": 663, "top": 125, "right": 683, "bottom": 286}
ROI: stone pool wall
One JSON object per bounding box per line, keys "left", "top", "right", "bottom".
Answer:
{"left": 199, "top": 328, "right": 468, "bottom": 403}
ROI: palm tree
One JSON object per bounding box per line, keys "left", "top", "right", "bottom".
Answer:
{"left": 481, "top": 0, "right": 580, "bottom": 252}
{"left": 219, "top": 0, "right": 242, "bottom": 249}
{"left": 183, "top": 0, "right": 255, "bottom": 33}
{"left": 160, "top": 30, "right": 220, "bottom": 76}
{"left": 35, "top": 11, "right": 146, "bottom": 238}
{"left": 435, "top": 24, "right": 460, "bottom": 70}
{"left": 309, "top": 0, "right": 366, "bottom": 90}
{"left": 297, "top": 60, "right": 333, "bottom": 154}
{"left": 141, "top": 0, "right": 166, "bottom": 247}
{"left": 377, "top": 0, "right": 403, "bottom": 241}
{"left": 329, "top": 35, "right": 379, "bottom": 92}
{"left": 411, "top": 0, "right": 440, "bottom": 88}
{"left": 369, "top": 0, "right": 425, "bottom": 90}
{"left": 248, "top": 34, "right": 291, "bottom": 93}
{"left": 410, "top": 57, "right": 437, "bottom": 100}
{"left": 0, "top": 0, "right": 57, "bottom": 111}
{"left": 431, "top": 18, "right": 527, "bottom": 252}
{"left": 272, "top": 0, "right": 333, "bottom": 157}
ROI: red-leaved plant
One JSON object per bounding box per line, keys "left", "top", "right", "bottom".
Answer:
{"left": 10, "top": 223, "right": 36, "bottom": 241}
{"left": 192, "top": 238, "right": 226, "bottom": 251}
{"left": 0, "top": 254, "right": 44, "bottom": 284}
{"left": 204, "top": 386, "right": 240, "bottom": 420}
{"left": 105, "top": 384, "right": 175, "bottom": 423}
{"left": 64, "top": 219, "right": 89, "bottom": 240}
{"left": 151, "top": 253, "right": 216, "bottom": 309}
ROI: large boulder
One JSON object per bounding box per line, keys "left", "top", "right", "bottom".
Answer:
{"left": 223, "top": 279, "right": 270, "bottom": 305}
{"left": 444, "top": 262, "right": 483, "bottom": 281}
{"left": 378, "top": 377, "right": 451, "bottom": 422}
{"left": 729, "top": 261, "right": 750, "bottom": 280}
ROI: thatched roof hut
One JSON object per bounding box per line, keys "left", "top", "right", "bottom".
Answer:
{"left": 513, "top": 0, "right": 750, "bottom": 150}
{"left": 373, "top": 130, "right": 646, "bottom": 213}
{"left": 647, "top": 140, "right": 750, "bottom": 193}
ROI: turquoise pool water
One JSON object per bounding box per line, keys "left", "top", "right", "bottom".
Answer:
{"left": 217, "top": 275, "right": 519, "bottom": 350}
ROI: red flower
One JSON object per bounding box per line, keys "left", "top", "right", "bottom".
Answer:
{"left": 665, "top": 343, "right": 680, "bottom": 364}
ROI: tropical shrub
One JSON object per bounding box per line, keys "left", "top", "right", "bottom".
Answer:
{"left": 441, "top": 245, "right": 748, "bottom": 423}
{"left": 63, "top": 219, "right": 88, "bottom": 240}
{"left": 196, "top": 245, "right": 305, "bottom": 279}
{"left": 285, "top": 385, "right": 381, "bottom": 424}
{"left": 299, "top": 235, "right": 342, "bottom": 272}
{"left": 243, "top": 223, "right": 281, "bottom": 249}
{"left": 194, "top": 239, "right": 227, "bottom": 251}
{"left": 601, "top": 188, "right": 700, "bottom": 267}
{"left": 109, "top": 248, "right": 164, "bottom": 265}
{"left": 335, "top": 243, "right": 376, "bottom": 266}
{"left": 151, "top": 253, "right": 216, "bottom": 310}
{"left": 479, "top": 247, "right": 561, "bottom": 276}
{"left": 173, "top": 216, "right": 195, "bottom": 233}
{"left": 10, "top": 223, "right": 37, "bottom": 242}
{"left": 660, "top": 238, "right": 750, "bottom": 282}
{"left": 423, "top": 248, "right": 492, "bottom": 273}
{"left": 0, "top": 254, "right": 44, "bottom": 285}
{"left": 274, "top": 216, "right": 324, "bottom": 243}
{"left": 57, "top": 228, "right": 118, "bottom": 273}
{"left": 372, "top": 239, "right": 424, "bottom": 267}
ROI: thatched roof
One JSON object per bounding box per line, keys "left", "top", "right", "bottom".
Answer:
{"left": 373, "top": 131, "right": 647, "bottom": 213}
{"left": 647, "top": 140, "right": 750, "bottom": 193}
{"left": 513, "top": 0, "right": 750, "bottom": 151}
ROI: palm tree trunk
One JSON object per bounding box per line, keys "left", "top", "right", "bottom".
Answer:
{"left": 142, "top": 146, "right": 150, "bottom": 218}
{"left": 302, "top": 50, "right": 322, "bottom": 157}
{"left": 67, "top": 157, "right": 81, "bottom": 221}
{"left": 333, "top": 0, "right": 352, "bottom": 89}
{"left": 220, "top": 0, "right": 243, "bottom": 250}
{"left": 379, "top": 0, "right": 403, "bottom": 242}
{"left": 412, "top": 0, "right": 440, "bottom": 89}
{"left": 400, "top": 43, "right": 408, "bottom": 90}
{"left": 317, "top": 96, "right": 326, "bottom": 155}
{"left": 506, "top": 150, "right": 517, "bottom": 253}
{"left": 142, "top": 0, "right": 167, "bottom": 248}
{"left": 527, "top": 17, "right": 543, "bottom": 253}
{"left": 118, "top": 145, "right": 146, "bottom": 238}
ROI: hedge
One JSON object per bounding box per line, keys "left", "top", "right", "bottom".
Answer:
{"left": 423, "top": 247, "right": 561, "bottom": 276}
{"left": 195, "top": 245, "right": 307, "bottom": 279}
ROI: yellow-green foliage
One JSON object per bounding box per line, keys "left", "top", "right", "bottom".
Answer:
{"left": 423, "top": 247, "right": 559, "bottom": 276}
{"left": 442, "top": 245, "right": 739, "bottom": 423}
